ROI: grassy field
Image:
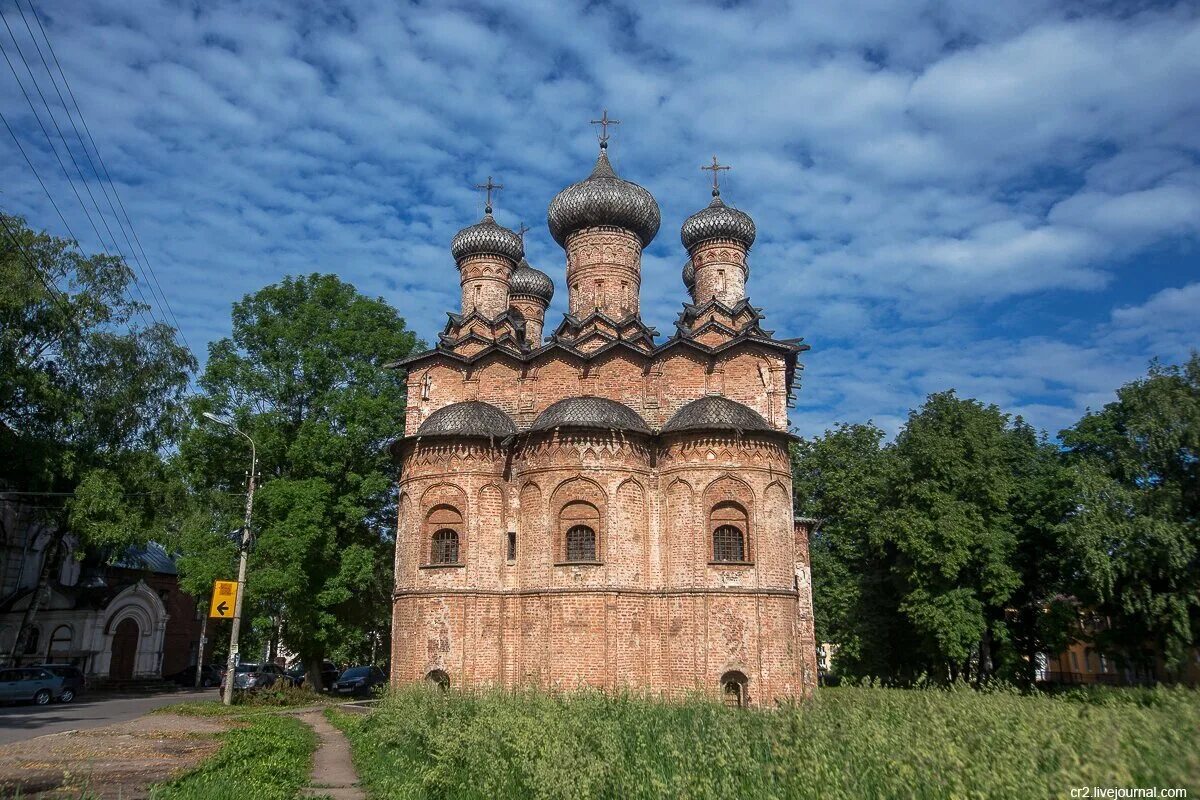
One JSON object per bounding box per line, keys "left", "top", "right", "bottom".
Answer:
{"left": 149, "top": 709, "right": 316, "bottom": 800}
{"left": 329, "top": 685, "right": 1200, "bottom": 799}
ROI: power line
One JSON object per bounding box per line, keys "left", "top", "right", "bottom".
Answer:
{"left": 15, "top": 0, "right": 193, "bottom": 354}
{"left": 0, "top": 9, "right": 157, "bottom": 331}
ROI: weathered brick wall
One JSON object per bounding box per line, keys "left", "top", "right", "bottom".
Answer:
{"left": 509, "top": 296, "right": 547, "bottom": 345}
{"left": 564, "top": 227, "right": 642, "bottom": 318}
{"left": 392, "top": 419, "right": 818, "bottom": 704}
{"left": 689, "top": 238, "right": 748, "bottom": 304}
{"left": 458, "top": 253, "right": 513, "bottom": 318}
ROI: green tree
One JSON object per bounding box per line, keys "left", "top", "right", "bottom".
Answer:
{"left": 791, "top": 423, "right": 902, "bottom": 678}
{"left": 0, "top": 213, "right": 195, "bottom": 662}
{"left": 880, "top": 392, "right": 1023, "bottom": 682}
{"left": 177, "top": 274, "right": 420, "bottom": 687}
{"left": 1060, "top": 354, "right": 1200, "bottom": 674}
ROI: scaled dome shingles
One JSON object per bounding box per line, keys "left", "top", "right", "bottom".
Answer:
{"left": 416, "top": 401, "right": 517, "bottom": 438}
{"left": 662, "top": 396, "right": 775, "bottom": 434}
{"left": 547, "top": 150, "right": 661, "bottom": 248}
{"left": 509, "top": 258, "right": 555, "bottom": 302}
{"left": 530, "top": 396, "right": 652, "bottom": 434}
{"left": 450, "top": 213, "right": 525, "bottom": 264}
{"left": 680, "top": 195, "right": 757, "bottom": 252}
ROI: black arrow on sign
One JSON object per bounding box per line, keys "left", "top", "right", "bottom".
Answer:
{"left": 216, "top": 601, "right": 229, "bottom": 615}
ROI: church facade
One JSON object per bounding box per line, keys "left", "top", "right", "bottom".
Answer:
{"left": 390, "top": 127, "right": 817, "bottom": 706}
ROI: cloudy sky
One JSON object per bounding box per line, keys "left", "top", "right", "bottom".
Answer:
{"left": 2, "top": 0, "right": 1198, "bottom": 438}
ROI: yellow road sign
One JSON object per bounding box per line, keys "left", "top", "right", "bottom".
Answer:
{"left": 209, "top": 580, "right": 238, "bottom": 618}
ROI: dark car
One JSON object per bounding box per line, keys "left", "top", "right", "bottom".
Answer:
{"left": 332, "top": 665, "right": 387, "bottom": 697}
{"left": 32, "top": 664, "right": 84, "bottom": 702}
{"left": 166, "top": 664, "right": 224, "bottom": 688}
{"left": 0, "top": 667, "right": 68, "bottom": 705}
{"left": 286, "top": 661, "right": 339, "bottom": 691}
{"left": 223, "top": 662, "right": 287, "bottom": 692}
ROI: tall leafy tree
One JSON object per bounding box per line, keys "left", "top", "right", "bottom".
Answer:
{"left": 177, "top": 274, "right": 420, "bottom": 687}
{"left": 1060, "top": 354, "right": 1200, "bottom": 673}
{"left": 791, "top": 423, "right": 901, "bottom": 677}
{"left": 0, "top": 213, "right": 194, "bottom": 662}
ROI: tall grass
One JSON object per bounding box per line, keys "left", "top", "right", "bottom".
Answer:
{"left": 331, "top": 684, "right": 1200, "bottom": 799}
{"left": 149, "top": 714, "right": 315, "bottom": 800}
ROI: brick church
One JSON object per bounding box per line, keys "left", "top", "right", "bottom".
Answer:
{"left": 390, "top": 119, "right": 818, "bottom": 706}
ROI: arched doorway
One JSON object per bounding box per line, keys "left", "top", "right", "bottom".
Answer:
{"left": 110, "top": 618, "right": 139, "bottom": 679}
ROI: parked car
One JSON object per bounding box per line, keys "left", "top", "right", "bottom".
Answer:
{"left": 332, "top": 665, "right": 387, "bottom": 697}
{"left": 0, "top": 667, "right": 69, "bottom": 705}
{"left": 286, "top": 661, "right": 339, "bottom": 691}
{"left": 223, "top": 662, "right": 288, "bottom": 692}
{"left": 165, "top": 664, "right": 224, "bottom": 688}
{"left": 32, "top": 664, "right": 84, "bottom": 702}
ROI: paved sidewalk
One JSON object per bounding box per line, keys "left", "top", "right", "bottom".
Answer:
{"left": 299, "top": 710, "right": 365, "bottom": 800}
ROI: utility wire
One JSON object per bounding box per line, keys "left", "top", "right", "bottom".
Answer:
{"left": 15, "top": 0, "right": 193, "bottom": 354}
{"left": 0, "top": 10, "right": 157, "bottom": 330}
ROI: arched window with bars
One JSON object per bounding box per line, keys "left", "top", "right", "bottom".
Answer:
{"left": 709, "top": 501, "right": 750, "bottom": 563}
{"left": 424, "top": 505, "right": 464, "bottom": 566}
{"left": 721, "top": 670, "right": 748, "bottom": 707}
{"left": 559, "top": 500, "right": 601, "bottom": 563}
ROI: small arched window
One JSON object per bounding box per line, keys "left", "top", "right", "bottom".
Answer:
{"left": 559, "top": 499, "right": 601, "bottom": 564}
{"left": 48, "top": 625, "right": 72, "bottom": 658}
{"left": 565, "top": 525, "right": 596, "bottom": 563}
{"left": 721, "top": 670, "right": 748, "bottom": 708}
{"left": 710, "top": 501, "right": 750, "bottom": 563}
{"left": 431, "top": 529, "right": 460, "bottom": 565}
{"left": 424, "top": 505, "right": 464, "bottom": 566}
{"left": 426, "top": 669, "right": 450, "bottom": 690}
{"left": 713, "top": 525, "right": 745, "bottom": 562}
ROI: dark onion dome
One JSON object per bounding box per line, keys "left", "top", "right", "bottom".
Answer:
{"left": 416, "top": 401, "right": 517, "bottom": 438}
{"left": 450, "top": 212, "right": 524, "bottom": 265}
{"left": 547, "top": 147, "right": 661, "bottom": 248}
{"left": 529, "top": 396, "right": 652, "bottom": 434}
{"left": 682, "top": 260, "right": 696, "bottom": 296}
{"left": 509, "top": 258, "right": 554, "bottom": 303}
{"left": 680, "top": 190, "right": 756, "bottom": 253}
{"left": 661, "top": 396, "right": 774, "bottom": 434}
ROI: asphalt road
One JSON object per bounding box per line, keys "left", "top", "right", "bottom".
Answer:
{"left": 0, "top": 689, "right": 215, "bottom": 746}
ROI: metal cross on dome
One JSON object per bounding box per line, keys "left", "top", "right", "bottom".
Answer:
{"left": 702, "top": 155, "right": 731, "bottom": 195}
{"left": 516, "top": 223, "right": 530, "bottom": 243}
{"left": 474, "top": 176, "right": 503, "bottom": 214}
{"left": 590, "top": 109, "right": 620, "bottom": 147}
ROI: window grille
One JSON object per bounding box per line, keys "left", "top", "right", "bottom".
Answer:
{"left": 713, "top": 525, "right": 745, "bottom": 562}
{"left": 722, "top": 674, "right": 746, "bottom": 708}
{"left": 565, "top": 525, "right": 596, "bottom": 562}
{"left": 431, "top": 529, "right": 460, "bottom": 564}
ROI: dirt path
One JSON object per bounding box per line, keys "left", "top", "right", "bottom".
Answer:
{"left": 298, "top": 710, "right": 365, "bottom": 800}
{"left": 0, "top": 712, "right": 228, "bottom": 799}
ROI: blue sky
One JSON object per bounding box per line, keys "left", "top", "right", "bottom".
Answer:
{"left": 2, "top": 0, "right": 1197, "bottom": 439}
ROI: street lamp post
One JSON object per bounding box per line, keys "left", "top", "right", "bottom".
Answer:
{"left": 202, "top": 412, "right": 257, "bottom": 707}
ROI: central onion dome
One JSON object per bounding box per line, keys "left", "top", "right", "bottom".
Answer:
{"left": 547, "top": 145, "right": 661, "bottom": 248}
{"left": 416, "top": 401, "right": 517, "bottom": 438}
{"left": 509, "top": 257, "right": 554, "bottom": 302}
{"left": 530, "top": 396, "right": 651, "bottom": 434}
{"left": 680, "top": 189, "right": 756, "bottom": 253}
{"left": 450, "top": 211, "right": 524, "bottom": 265}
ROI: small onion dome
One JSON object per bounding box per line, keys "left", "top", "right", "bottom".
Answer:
{"left": 509, "top": 258, "right": 554, "bottom": 303}
{"left": 450, "top": 213, "right": 524, "bottom": 265}
{"left": 547, "top": 148, "right": 660, "bottom": 248}
{"left": 682, "top": 260, "right": 696, "bottom": 297}
{"left": 416, "top": 401, "right": 517, "bottom": 438}
{"left": 662, "top": 396, "right": 773, "bottom": 434}
{"left": 530, "top": 396, "right": 651, "bottom": 434}
{"left": 680, "top": 191, "right": 756, "bottom": 253}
